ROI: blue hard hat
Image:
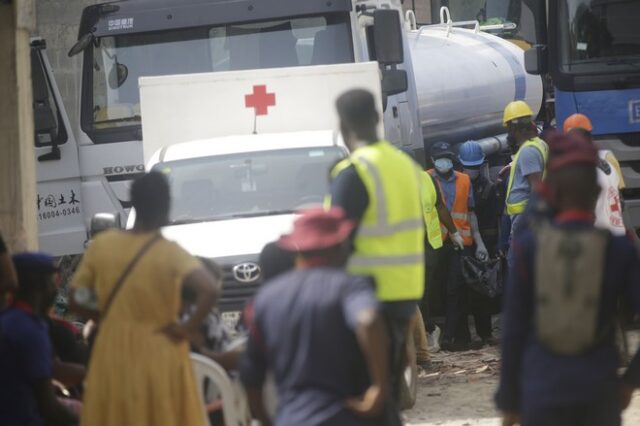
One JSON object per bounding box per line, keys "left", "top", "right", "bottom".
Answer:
{"left": 458, "top": 141, "right": 485, "bottom": 167}
{"left": 430, "top": 142, "right": 454, "bottom": 159}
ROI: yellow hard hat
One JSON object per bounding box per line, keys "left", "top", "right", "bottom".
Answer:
{"left": 503, "top": 100, "right": 533, "bottom": 126}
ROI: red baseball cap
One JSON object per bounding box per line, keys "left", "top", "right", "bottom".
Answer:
{"left": 547, "top": 132, "right": 598, "bottom": 172}
{"left": 278, "top": 208, "right": 355, "bottom": 253}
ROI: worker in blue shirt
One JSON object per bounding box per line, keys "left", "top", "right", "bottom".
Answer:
{"left": 240, "top": 208, "right": 394, "bottom": 426}
{"left": 0, "top": 253, "right": 78, "bottom": 426}
{"left": 429, "top": 142, "right": 488, "bottom": 352}
{"left": 496, "top": 133, "right": 640, "bottom": 426}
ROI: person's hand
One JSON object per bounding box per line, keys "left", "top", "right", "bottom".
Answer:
{"left": 476, "top": 243, "right": 489, "bottom": 262}
{"left": 451, "top": 232, "right": 465, "bottom": 250}
{"left": 502, "top": 412, "right": 520, "bottom": 426}
{"left": 621, "top": 383, "right": 635, "bottom": 411}
{"left": 158, "top": 322, "right": 190, "bottom": 343}
{"left": 345, "top": 384, "right": 386, "bottom": 418}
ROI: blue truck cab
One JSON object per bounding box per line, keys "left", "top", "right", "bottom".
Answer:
{"left": 527, "top": 0, "right": 640, "bottom": 230}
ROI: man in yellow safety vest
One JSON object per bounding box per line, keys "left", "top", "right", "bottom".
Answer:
{"left": 503, "top": 101, "right": 548, "bottom": 265}
{"left": 328, "top": 89, "right": 424, "bottom": 403}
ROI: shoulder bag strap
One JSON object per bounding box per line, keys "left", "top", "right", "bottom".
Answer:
{"left": 101, "top": 233, "right": 162, "bottom": 321}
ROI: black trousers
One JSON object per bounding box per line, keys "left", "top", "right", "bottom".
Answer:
{"left": 381, "top": 309, "right": 410, "bottom": 426}
{"left": 420, "top": 244, "right": 440, "bottom": 334}
{"left": 436, "top": 243, "right": 492, "bottom": 342}
{"left": 522, "top": 397, "right": 621, "bottom": 426}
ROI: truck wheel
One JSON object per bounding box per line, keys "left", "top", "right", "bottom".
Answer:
{"left": 399, "top": 330, "right": 418, "bottom": 410}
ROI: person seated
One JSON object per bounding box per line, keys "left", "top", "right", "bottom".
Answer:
{"left": 182, "top": 258, "right": 240, "bottom": 371}
{"left": 0, "top": 253, "right": 78, "bottom": 425}
{"left": 48, "top": 316, "right": 87, "bottom": 397}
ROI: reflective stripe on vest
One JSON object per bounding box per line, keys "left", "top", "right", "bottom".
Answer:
{"left": 506, "top": 137, "right": 548, "bottom": 216}
{"left": 420, "top": 172, "right": 443, "bottom": 250}
{"left": 329, "top": 141, "right": 425, "bottom": 302}
{"left": 429, "top": 170, "right": 474, "bottom": 246}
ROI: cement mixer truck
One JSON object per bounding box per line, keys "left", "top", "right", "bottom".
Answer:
{"left": 35, "top": 0, "right": 542, "bottom": 277}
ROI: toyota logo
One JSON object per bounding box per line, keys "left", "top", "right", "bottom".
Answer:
{"left": 232, "top": 262, "right": 261, "bottom": 283}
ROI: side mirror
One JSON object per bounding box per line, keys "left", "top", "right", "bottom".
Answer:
{"left": 382, "top": 69, "right": 408, "bottom": 97}
{"left": 68, "top": 33, "right": 94, "bottom": 57}
{"left": 373, "top": 9, "right": 404, "bottom": 65}
{"left": 108, "top": 61, "right": 129, "bottom": 89}
{"left": 524, "top": 45, "right": 548, "bottom": 75}
{"left": 90, "top": 213, "right": 121, "bottom": 238}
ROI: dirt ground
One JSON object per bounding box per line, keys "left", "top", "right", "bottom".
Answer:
{"left": 404, "top": 344, "right": 640, "bottom": 426}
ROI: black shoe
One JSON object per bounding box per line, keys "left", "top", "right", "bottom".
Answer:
{"left": 443, "top": 339, "right": 483, "bottom": 352}
{"left": 440, "top": 338, "right": 456, "bottom": 352}
{"left": 481, "top": 336, "right": 498, "bottom": 347}
{"left": 418, "top": 359, "right": 433, "bottom": 371}
{"left": 442, "top": 339, "right": 469, "bottom": 352}
{"left": 467, "top": 340, "right": 484, "bottom": 350}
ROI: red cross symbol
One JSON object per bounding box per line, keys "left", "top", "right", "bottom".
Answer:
{"left": 245, "top": 85, "right": 276, "bottom": 116}
{"left": 611, "top": 200, "right": 620, "bottom": 212}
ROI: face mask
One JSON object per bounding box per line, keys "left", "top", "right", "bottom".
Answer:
{"left": 463, "top": 168, "right": 481, "bottom": 180}
{"left": 434, "top": 158, "right": 453, "bottom": 174}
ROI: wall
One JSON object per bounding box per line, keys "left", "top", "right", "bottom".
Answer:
{"left": 35, "top": 0, "right": 100, "bottom": 131}
{"left": 0, "top": 1, "right": 38, "bottom": 251}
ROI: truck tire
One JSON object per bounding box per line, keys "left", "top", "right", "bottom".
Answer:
{"left": 399, "top": 330, "right": 418, "bottom": 410}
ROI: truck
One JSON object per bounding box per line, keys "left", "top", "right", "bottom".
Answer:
{"left": 405, "top": 1, "right": 640, "bottom": 232}
{"left": 33, "top": 0, "right": 542, "bottom": 306}
{"left": 133, "top": 62, "right": 383, "bottom": 311}
{"left": 36, "top": 0, "right": 540, "bottom": 255}
{"left": 523, "top": 0, "right": 640, "bottom": 231}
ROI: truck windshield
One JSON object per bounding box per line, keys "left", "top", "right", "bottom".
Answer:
{"left": 558, "top": 0, "right": 640, "bottom": 74}
{"left": 153, "top": 146, "right": 344, "bottom": 224}
{"left": 429, "top": 1, "right": 539, "bottom": 47}
{"left": 88, "top": 13, "right": 352, "bottom": 131}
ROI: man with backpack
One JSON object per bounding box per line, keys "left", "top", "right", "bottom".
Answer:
{"left": 496, "top": 132, "right": 640, "bottom": 426}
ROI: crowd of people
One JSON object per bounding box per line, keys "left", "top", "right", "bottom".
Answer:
{"left": 0, "top": 88, "right": 639, "bottom": 426}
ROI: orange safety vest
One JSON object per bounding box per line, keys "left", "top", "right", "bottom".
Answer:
{"left": 428, "top": 170, "right": 473, "bottom": 246}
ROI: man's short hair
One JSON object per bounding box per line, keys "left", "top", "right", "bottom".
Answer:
{"left": 336, "top": 89, "right": 378, "bottom": 130}
{"left": 131, "top": 171, "right": 170, "bottom": 226}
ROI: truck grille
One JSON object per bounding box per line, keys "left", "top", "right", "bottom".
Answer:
{"left": 219, "top": 263, "right": 261, "bottom": 313}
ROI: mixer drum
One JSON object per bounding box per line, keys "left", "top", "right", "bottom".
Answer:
{"left": 406, "top": 25, "right": 543, "bottom": 146}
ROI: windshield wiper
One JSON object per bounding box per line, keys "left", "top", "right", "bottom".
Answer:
{"left": 169, "top": 217, "right": 229, "bottom": 226}
{"left": 571, "top": 56, "right": 640, "bottom": 69}
{"left": 169, "top": 209, "right": 295, "bottom": 225}
{"left": 229, "top": 209, "right": 295, "bottom": 219}
{"left": 93, "top": 115, "right": 142, "bottom": 125}
{"left": 605, "top": 57, "right": 640, "bottom": 70}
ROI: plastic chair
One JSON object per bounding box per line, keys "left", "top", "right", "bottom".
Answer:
{"left": 190, "top": 353, "right": 251, "bottom": 426}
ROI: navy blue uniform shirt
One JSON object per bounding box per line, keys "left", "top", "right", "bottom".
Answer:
{"left": 0, "top": 306, "right": 53, "bottom": 426}
{"left": 240, "top": 268, "right": 382, "bottom": 426}
{"left": 496, "top": 218, "right": 640, "bottom": 412}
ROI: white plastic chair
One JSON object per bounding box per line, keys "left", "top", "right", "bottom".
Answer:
{"left": 190, "top": 353, "right": 251, "bottom": 426}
